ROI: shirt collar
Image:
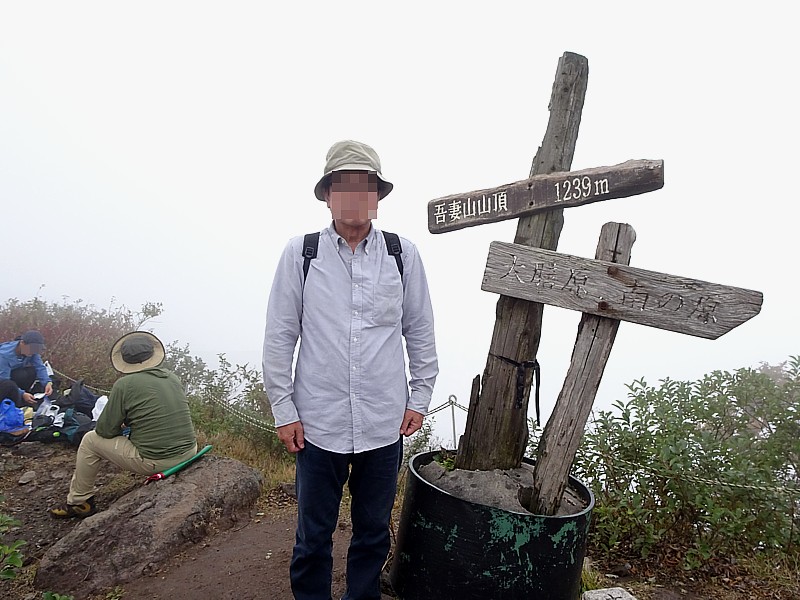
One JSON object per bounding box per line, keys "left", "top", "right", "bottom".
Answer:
{"left": 326, "top": 222, "right": 377, "bottom": 254}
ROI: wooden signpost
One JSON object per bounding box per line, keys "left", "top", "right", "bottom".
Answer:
{"left": 482, "top": 241, "right": 762, "bottom": 340}
{"left": 431, "top": 52, "right": 763, "bottom": 518}
{"left": 454, "top": 52, "right": 590, "bottom": 472}
{"left": 428, "top": 160, "right": 664, "bottom": 234}
{"left": 482, "top": 222, "right": 762, "bottom": 514}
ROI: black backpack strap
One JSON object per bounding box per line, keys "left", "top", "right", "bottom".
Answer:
{"left": 382, "top": 231, "right": 403, "bottom": 279}
{"left": 302, "top": 233, "right": 320, "bottom": 282}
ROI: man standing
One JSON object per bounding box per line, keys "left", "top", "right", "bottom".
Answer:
{"left": 50, "top": 331, "right": 197, "bottom": 518}
{"left": 263, "top": 140, "right": 438, "bottom": 600}
{"left": 0, "top": 330, "right": 53, "bottom": 407}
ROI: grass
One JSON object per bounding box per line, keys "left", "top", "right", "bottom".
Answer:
{"left": 195, "top": 427, "right": 296, "bottom": 492}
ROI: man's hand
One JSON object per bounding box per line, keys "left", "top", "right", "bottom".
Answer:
{"left": 277, "top": 421, "right": 305, "bottom": 453}
{"left": 44, "top": 382, "right": 53, "bottom": 396}
{"left": 400, "top": 409, "right": 424, "bottom": 437}
{"left": 21, "top": 392, "right": 36, "bottom": 406}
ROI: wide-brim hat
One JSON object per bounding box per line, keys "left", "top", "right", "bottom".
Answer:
{"left": 110, "top": 331, "right": 166, "bottom": 374}
{"left": 313, "top": 140, "right": 393, "bottom": 201}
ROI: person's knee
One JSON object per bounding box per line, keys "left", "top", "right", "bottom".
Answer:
{"left": 78, "top": 430, "right": 99, "bottom": 447}
{"left": 0, "top": 379, "right": 21, "bottom": 405}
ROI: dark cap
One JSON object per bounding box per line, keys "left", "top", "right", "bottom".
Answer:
{"left": 21, "top": 330, "right": 45, "bottom": 353}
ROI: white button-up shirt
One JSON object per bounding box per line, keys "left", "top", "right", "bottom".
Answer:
{"left": 263, "top": 224, "right": 438, "bottom": 454}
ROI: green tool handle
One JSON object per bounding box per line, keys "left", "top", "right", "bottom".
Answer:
{"left": 161, "top": 444, "right": 213, "bottom": 478}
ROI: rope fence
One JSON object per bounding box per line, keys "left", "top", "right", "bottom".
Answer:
{"left": 52, "top": 367, "right": 112, "bottom": 396}
{"left": 47, "top": 367, "right": 800, "bottom": 497}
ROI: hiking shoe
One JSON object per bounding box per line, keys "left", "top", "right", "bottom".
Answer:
{"left": 49, "top": 497, "right": 96, "bottom": 519}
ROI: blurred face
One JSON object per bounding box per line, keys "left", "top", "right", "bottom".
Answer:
{"left": 325, "top": 171, "right": 379, "bottom": 226}
{"left": 18, "top": 341, "right": 39, "bottom": 356}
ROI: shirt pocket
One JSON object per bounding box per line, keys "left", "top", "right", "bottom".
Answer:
{"left": 372, "top": 277, "right": 403, "bottom": 326}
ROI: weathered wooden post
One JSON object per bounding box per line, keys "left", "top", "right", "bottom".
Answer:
{"left": 452, "top": 51, "right": 589, "bottom": 470}
{"left": 434, "top": 159, "right": 665, "bottom": 471}
{"left": 426, "top": 52, "right": 665, "bottom": 471}
{"left": 481, "top": 225, "right": 762, "bottom": 514}
{"left": 392, "top": 50, "right": 763, "bottom": 600}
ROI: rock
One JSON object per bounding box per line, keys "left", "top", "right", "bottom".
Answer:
{"left": 583, "top": 588, "right": 637, "bottom": 600}
{"left": 18, "top": 470, "right": 36, "bottom": 485}
{"left": 34, "top": 454, "right": 263, "bottom": 599}
{"left": 280, "top": 481, "right": 296, "bottom": 498}
{"left": 606, "top": 561, "right": 633, "bottom": 577}
{"left": 418, "top": 460, "right": 446, "bottom": 481}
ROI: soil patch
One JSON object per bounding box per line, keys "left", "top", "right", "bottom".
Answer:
{"left": 419, "top": 459, "right": 586, "bottom": 515}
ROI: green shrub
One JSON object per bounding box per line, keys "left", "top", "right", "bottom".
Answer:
{"left": 0, "top": 498, "right": 25, "bottom": 581}
{"left": 547, "top": 357, "right": 800, "bottom": 571}
{"left": 0, "top": 297, "right": 161, "bottom": 391}
{"left": 1, "top": 295, "right": 289, "bottom": 478}
{"left": 42, "top": 592, "right": 74, "bottom": 600}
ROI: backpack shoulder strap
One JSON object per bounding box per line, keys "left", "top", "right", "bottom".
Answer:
{"left": 302, "top": 232, "right": 320, "bottom": 282}
{"left": 382, "top": 231, "right": 403, "bottom": 279}
{"left": 303, "top": 231, "right": 403, "bottom": 281}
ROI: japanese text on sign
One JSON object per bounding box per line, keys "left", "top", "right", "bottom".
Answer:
{"left": 499, "top": 254, "right": 720, "bottom": 325}
{"left": 433, "top": 191, "right": 508, "bottom": 225}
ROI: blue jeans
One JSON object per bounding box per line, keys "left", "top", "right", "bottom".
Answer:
{"left": 291, "top": 438, "right": 403, "bottom": 600}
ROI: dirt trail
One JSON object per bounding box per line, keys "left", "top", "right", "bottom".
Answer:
{"left": 121, "top": 508, "right": 357, "bottom": 600}
{"left": 0, "top": 441, "right": 384, "bottom": 600}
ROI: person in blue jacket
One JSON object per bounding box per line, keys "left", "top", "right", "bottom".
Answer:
{"left": 0, "top": 330, "right": 53, "bottom": 408}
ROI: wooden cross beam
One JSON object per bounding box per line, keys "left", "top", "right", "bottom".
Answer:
{"left": 482, "top": 241, "right": 762, "bottom": 340}
{"left": 428, "top": 159, "right": 664, "bottom": 234}
{"left": 482, "top": 222, "right": 762, "bottom": 514}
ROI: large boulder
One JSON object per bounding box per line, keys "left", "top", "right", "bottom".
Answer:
{"left": 34, "top": 454, "right": 263, "bottom": 599}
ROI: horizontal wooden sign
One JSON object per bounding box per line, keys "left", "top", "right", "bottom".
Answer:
{"left": 428, "top": 159, "right": 664, "bottom": 234}
{"left": 482, "top": 241, "right": 763, "bottom": 339}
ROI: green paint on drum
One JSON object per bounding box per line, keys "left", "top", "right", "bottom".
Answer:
{"left": 390, "top": 452, "right": 595, "bottom": 600}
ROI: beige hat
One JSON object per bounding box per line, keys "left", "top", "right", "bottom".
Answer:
{"left": 313, "top": 140, "right": 393, "bottom": 201}
{"left": 110, "top": 331, "right": 166, "bottom": 374}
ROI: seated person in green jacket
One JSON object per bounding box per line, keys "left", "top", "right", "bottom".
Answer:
{"left": 50, "top": 331, "right": 197, "bottom": 518}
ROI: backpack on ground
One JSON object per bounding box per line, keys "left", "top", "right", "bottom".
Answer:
{"left": 58, "top": 379, "right": 98, "bottom": 418}
{"left": 26, "top": 407, "right": 95, "bottom": 446}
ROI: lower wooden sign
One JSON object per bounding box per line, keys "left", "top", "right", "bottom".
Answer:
{"left": 482, "top": 241, "right": 763, "bottom": 339}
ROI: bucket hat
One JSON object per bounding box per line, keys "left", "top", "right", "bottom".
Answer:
{"left": 313, "top": 140, "right": 393, "bottom": 201}
{"left": 110, "top": 332, "right": 166, "bottom": 374}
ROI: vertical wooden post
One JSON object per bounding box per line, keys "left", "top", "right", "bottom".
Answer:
{"left": 528, "top": 222, "right": 635, "bottom": 515}
{"left": 455, "top": 52, "right": 589, "bottom": 471}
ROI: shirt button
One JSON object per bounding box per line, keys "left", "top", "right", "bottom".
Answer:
{"left": 353, "top": 337, "right": 358, "bottom": 342}
{"left": 353, "top": 310, "right": 358, "bottom": 315}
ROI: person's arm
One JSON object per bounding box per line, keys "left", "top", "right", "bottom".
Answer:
{"left": 30, "top": 354, "right": 52, "bottom": 394}
{"left": 263, "top": 238, "right": 304, "bottom": 433}
{"left": 400, "top": 241, "right": 439, "bottom": 419}
{"left": 95, "top": 381, "right": 126, "bottom": 438}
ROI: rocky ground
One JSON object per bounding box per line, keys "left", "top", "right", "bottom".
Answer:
{"left": 0, "top": 441, "right": 783, "bottom": 600}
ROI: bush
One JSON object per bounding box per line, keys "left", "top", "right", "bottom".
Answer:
{"left": 0, "top": 297, "right": 162, "bottom": 391}
{"left": 0, "top": 296, "right": 288, "bottom": 475}
{"left": 0, "top": 498, "right": 24, "bottom": 581}
{"left": 558, "top": 357, "right": 800, "bottom": 571}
